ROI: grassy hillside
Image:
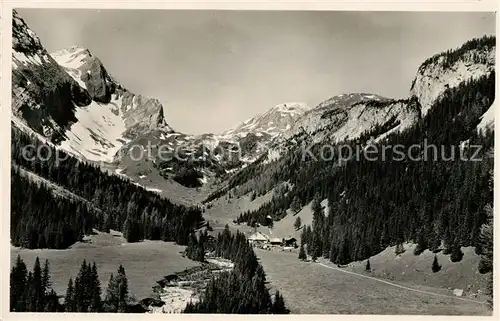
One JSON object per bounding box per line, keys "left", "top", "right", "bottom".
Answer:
{"left": 256, "top": 249, "right": 489, "bottom": 315}
{"left": 347, "top": 243, "right": 490, "bottom": 299}
{"left": 252, "top": 199, "right": 326, "bottom": 241}
{"left": 204, "top": 188, "right": 275, "bottom": 227}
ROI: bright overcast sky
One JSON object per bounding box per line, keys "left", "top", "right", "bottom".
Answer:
{"left": 17, "top": 9, "right": 495, "bottom": 134}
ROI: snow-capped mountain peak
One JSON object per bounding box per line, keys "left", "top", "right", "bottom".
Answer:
{"left": 51, "top": 46, "right": 94, "bottom": 72}
{"left": 222, "top": 102, "right": 311, "bottom": 138}
{"left": 270, "top": 102, "right": 311, "bottom": 115}
{"left": 50, "top": 46, "right": 97, "bottom": 90}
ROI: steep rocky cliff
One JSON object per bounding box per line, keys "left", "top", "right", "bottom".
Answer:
{"left": 410, "top": 36, "right": 495, "bottom": 116}
{"left": 12, "top": 11, "right": 173, "bottom": 162}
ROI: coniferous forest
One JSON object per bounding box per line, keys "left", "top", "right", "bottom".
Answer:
{"left": 11, "top": 127, "right": 204, "bottom": 248}
{"left": 10, "top": 256, "right": 62, "bottom": 312}
{"left": 229, "top": 70, "right": 495, "bottom": 266}
{"left": 183, "top": 226, "right": 289, "bottom": 314}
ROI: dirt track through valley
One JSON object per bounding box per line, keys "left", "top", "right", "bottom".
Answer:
{"left": 317, "top": 262, "right": 486, "bottom": 304}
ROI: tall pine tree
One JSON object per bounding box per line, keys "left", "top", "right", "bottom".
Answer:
{"left": 64, "top": 278, "right": 76, "bottom": 312}
{"left": 10, "top": 255, "right": 28, "bottom": 312}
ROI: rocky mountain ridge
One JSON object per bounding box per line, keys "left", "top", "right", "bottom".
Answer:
{"left": 11, "top": 10, "right": 495, "bottom": 192}
{"left": 12, "top": 10, "right": 173, "bottom": 162}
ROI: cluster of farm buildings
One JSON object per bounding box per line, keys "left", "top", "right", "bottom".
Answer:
{"left": 247, "top": 231, "right": 298, "bottom": 250}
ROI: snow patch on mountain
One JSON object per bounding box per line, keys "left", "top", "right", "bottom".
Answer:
{"left": 51, "top": 46, "right": 91, "bottom": 88}
{"left": 12, "top": 51, "right": 51, "bottom": 69}
{"left": 51, "top": 46, "right": 90, "bottom": 69}
{"left": 59, "top": 95, "right": 131, "bottom": 162}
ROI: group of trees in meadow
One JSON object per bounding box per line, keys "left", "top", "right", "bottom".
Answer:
{"left": 183, "top": 226, "right": 290, "bottom": 314}
{"left": 11, "top": 127, "right": 204, "bottom": 248}
{"left": 184, "top": 230, "right": 208, "bottom": 262}
{"left": 11, "top": 255, "right": 132, "bottom": 313}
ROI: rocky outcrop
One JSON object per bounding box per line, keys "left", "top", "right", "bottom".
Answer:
{"left": 12, "top": 10, "right": 175, "bottom": 161}
{"left": 81, "top": 56, "right": 112, "bottom": 103}
{"left": 119, "top": 92, "right": 173, "bottom": 138}
{"left": 12, "top": 10, "right": 92, "bottom": 143}
{"left": 410, "top": 36, "right": 495, "bottom": 116}
{"left": 283, "top": 93, "right": 419, "bottom": 145}
{"left": 51, "top": 46, "right": 114, "bottom": 103}
{"left": 51, "top": 46, "right": 174, "bottom": 140}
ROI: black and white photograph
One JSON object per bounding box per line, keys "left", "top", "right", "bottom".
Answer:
{"left": 3, "top": 1, "right": 497, "bottom": 316}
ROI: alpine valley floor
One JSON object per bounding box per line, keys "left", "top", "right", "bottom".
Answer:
{"left": 255, "top": 249, "right": 490, "bottom": 315}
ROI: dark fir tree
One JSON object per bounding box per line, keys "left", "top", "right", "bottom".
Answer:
{"left": 300, "top": 228, "right": 306, "bottom": 246}
{"left": 104, "top": 274, "right": 118, "bottom": 312}
{"left": 11, "top": 257, "right": 61, "bottom": 312}
{"left": 43, "top": 289, "right": 62, "bottom": 312}
{"left": 298, "top": 244, "right": 307, "bottom": 261}
{"left": 478, "top": 205, "right": 493, "bottom": 274}
{"left": 185, "top": 233, "right": 205, "bottom": 262}
{"left": 311, "top": 196, "right": 324, "bottom": 258}
{"left": 271, "top": 290, "right": 290, "bottom": 314}
{"left": 311, "top": 251, "right": 318, "bottom": 262}
{"left": 103, "top": 265, "right": 129, "bottom": 313}
{"left": 477, "top": 168, "right": 493, "bottom": 277}
{"left": 32, "top": 257, "right": 44, "bottom": 311}
{"left": 64, "top": 277, "right": 76, "bottom": 312}
{"left": 89, "top": 262, "right": 102, "bottom": 312}
{"left": 25, "top": 271, "right": 35, "bottom": 311}
{"left": 450, "top": 244, "right": 464, "bottom": 262}
{"left": 42, "top": 259, "right": 51, "bottom": 296}
{"left": 117, "top": 265, "right": 129, "bottom": 312}
{"left": 10, "top": 255, "right": 27, "bottom": 312}
{"left": 290, "top": 196, "right": 301, "bottom": 214}
{"left": 414, "top": 233, "right": 427, "bottom": 256}
{"left": 73, "top": 260, "right": 99, "bottom": 312}
{"left": 305, "top": 225, "right": 313, "bottom": 256}
{"left": 294, "top": 216, "right": 302, "bottom": 230}
{"left": 431, "top": 255, "right": 442, "bottom": 273}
